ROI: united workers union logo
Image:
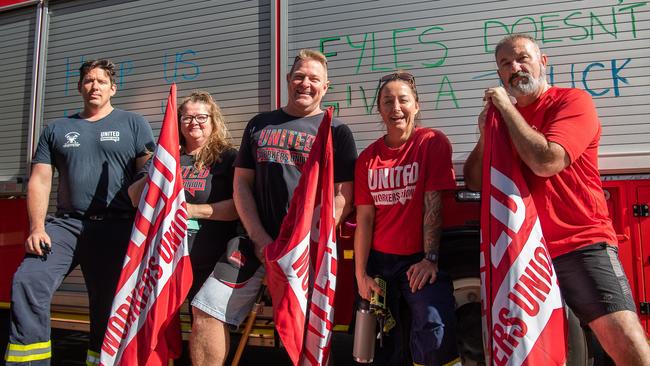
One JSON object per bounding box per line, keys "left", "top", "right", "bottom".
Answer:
{"left": 100, "top": 131, "right": 120, "bottom": 142}
{"left": 63, "top": 131, "right": 81, "bottom": 148}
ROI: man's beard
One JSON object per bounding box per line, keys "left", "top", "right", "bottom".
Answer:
{"left": 507, "top": 67, "right": 546, "bottom": 97}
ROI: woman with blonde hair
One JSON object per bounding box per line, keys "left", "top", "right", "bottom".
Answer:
{"left": 174, "top": 91, "right": 241, "bottom": 364}
{"left": 128, "top": 90, "right": 239, "bottom": 364}
{"left": 174, "top": 90, "right": 239, "bottom": 297}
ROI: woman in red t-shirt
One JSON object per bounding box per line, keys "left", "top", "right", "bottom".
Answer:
{"left": 353, "top": 73, "right": 458, "bottom": 365}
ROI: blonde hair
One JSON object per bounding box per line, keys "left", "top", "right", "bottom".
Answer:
{"left": 178, "top": 90, "right": 233, "bottom": 170}
{"left": 289, "top": 49, "right": 329, "bottom": 79}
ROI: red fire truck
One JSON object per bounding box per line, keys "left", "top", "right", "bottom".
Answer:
{"left": 1, "top": 0, "right": 648, "bottom": 364}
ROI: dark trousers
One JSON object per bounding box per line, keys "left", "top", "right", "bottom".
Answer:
{"left": 7, "top": 216, "right": 131, "bottom": 365}
{"left": 366, "top": 250, "right": 458, "bottom": 366}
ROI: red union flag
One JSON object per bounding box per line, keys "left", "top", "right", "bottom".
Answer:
{"left": 479, "top": 106, "right": 567, "bottom": 366}
{"left": 265, "top": 107, "right": 337, "bottom": 366}
{"left": 99, "top": 84, "right": 192, "bottom": 365}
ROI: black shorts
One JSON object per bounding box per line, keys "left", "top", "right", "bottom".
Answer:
{"left": 554, "top": 243, "right": 636, "bottom": 325}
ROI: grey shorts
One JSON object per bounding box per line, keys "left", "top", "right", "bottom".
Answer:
{"left": 554, "top": 243, "right": 636, "bottom": 325}
{"left": 191, "top": 265, "right": 265, "bottom": 327}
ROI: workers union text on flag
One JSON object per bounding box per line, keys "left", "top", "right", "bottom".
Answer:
{"left": 480, "top": 106, "right": 567, "bottom": 366}
{"left": 100, "top": 84, "right": 192, "bottom": 366}
{"left": 265, "top": 107, "right": 337, "bottom": 366}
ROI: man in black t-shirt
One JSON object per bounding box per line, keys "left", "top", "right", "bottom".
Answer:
{"left": 5, "top": 60, "right": 154, "bottom": 366}
{"left": 190, "top": 49, "right": 358, "bottom": 365}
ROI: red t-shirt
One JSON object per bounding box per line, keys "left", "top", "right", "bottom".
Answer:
{"left": 354, "top": 127, "right": 456, "bottom": 255}
{"left": 516, "top": 87, "right": 617, "bottom": 258}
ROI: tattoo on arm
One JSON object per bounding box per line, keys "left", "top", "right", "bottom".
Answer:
{"left": 423, "top": 191, "right": 442, "bottom": 254}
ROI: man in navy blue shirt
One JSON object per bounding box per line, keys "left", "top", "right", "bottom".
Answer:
{"left": 5, "top": 59, "right": 154, "bottom": 366}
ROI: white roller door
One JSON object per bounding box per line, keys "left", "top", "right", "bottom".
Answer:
{"left": 0, "top": 4, "right": 36, "bottom": 193}
{"left": 43, "top": 0, "right": 272, "bottom": 140}
{"left": 288, "top": 0, "right": 650, "bottom": 174}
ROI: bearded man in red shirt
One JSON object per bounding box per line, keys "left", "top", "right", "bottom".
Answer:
{"left": 464, "top": 33, "right": 650, "bottom": 366}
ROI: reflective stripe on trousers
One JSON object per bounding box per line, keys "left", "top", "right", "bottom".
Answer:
{"left": 413, "top": 357, "right": 462, "bottom": 366}
{"left": 86, "top": 349, "right": 100, "bottom": 366}
{"left": 4, "top": 340, "right": 52, "bottom": 363}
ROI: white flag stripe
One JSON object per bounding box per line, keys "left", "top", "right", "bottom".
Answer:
{"left": 136, "top": 183, "right": 150, "bottom": 213}
{"left": 267, "top": 109, "right": 336, "bottom": 366}
{"left": 489, "top": 167, "right": 525, "bottom": 233}
{"left": 302, "top": 190, "right": 337, "bottom": 365}
{"left": 104, "top": 185, "right": 178, "bottom": 360}
{"left": 107, "top": 266, "right": 143, "bottom": 363}
{"left": 149, "top": 163, "right": 176, "bottom": 199}
{"left": 101, "top": 85, "right": 190, "bottom": 366}
{"left": 137, "top": 190, "right": 155, "bottom": 223}
{"left": 303, "top": 236, "right": 337, "bottom": 365}
{"left": 106, "top": 198, "right": 187, "bottom": 364}
{"left": 277, "top": 234, "right": 310, "bottom": 315}
{"left": 152, "top": 144, "right": 177, "bottom": 179}
{"left": 481, "top": 110, "right": 567, "bottom": 366}
{"left": 147, "top": 144, "right": 181, "bottom": 200}
{"left": 140, "top": 181, "right": 176, "bottom": 241}
{"left": 489, "top": 167, "right": 526, "bottom": 267}
{"left": 130, "top": 227, "right": 147, "bottom": 248}
{"left": 312, "top": 231, "right": 337, "bottom": 320}
{"left": 491, "top": 219, "right": 563, "bottom": 366}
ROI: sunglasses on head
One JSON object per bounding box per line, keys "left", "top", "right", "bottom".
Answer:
{"left": 377, "top": 72, "right": 419, "bottom": 103}
{"left": 379, "top": 72, "right": 416, "bottom": 85}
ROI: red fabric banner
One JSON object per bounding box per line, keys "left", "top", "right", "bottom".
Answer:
{"left": 480, "top": 106, "right": 567, "bottom": 366}
{"left": 265, "top": 107, "right": 337, "bottom": 366}
{"left": 100, "top": 84, "right": 192, "bottom": 365}
{"left": 0, "top": 0, "right": 32, "bottom": 11}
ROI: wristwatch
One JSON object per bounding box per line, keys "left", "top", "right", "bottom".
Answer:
{"left": 424, "top": 251, "right": 439, "bottom": 264}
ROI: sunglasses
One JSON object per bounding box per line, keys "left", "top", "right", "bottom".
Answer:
{"left": 377, "top": 72, "right": 419, "bottom": 102}
{"left": 380, "top": 72, "right": 416, "bottom": 85}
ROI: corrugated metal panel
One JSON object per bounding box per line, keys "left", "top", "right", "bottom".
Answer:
{"left": 0, "top": 5, "right": 35, "bottom": 187}
{"left": 287, "top": 0, "right": 650, "bottom": 174}
{"left": 43, "top": 0, "right": 272, "bottom": 141}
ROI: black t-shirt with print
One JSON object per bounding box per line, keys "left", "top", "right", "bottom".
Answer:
{"left": 235, "top": 109, "right": 357, "bottom": 239}
{"left": 181, "top": 149, "right": 239, "bottom": 299}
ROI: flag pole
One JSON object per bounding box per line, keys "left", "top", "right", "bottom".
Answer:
{"left": 231, "top": 282, "right": 267, "bottom": 366}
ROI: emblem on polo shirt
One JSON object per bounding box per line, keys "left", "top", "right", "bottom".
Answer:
{"left": 63, "top": 132, "right": 81, "bottom": 148}
{"left": 100, "top": 131, "right": 120, "bottom": 142}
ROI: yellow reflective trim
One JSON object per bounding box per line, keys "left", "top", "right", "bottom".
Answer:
{"left": 87, "top": 349, "right": 100, "bottom": 357}
{"left": 333, "top": 324, "right": 349, "bottom": 332}
{"left": 443, "top": 357, "right": 462, "bottom": 366}
{"left": 86, "top": 349, "right": 100, "bottom": 365}
{"left": 5, "top": 352, "right": 51, "bottom": 362}
{"left": 7, "top": 340, "right": 51, "bottom": 351}
{"left": 343, "top": 249, "right": 354, "bottom": 259}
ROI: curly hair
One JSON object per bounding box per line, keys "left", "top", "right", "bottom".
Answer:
{"left": 178, "top": 90, "right": 234, "bottom": 170}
